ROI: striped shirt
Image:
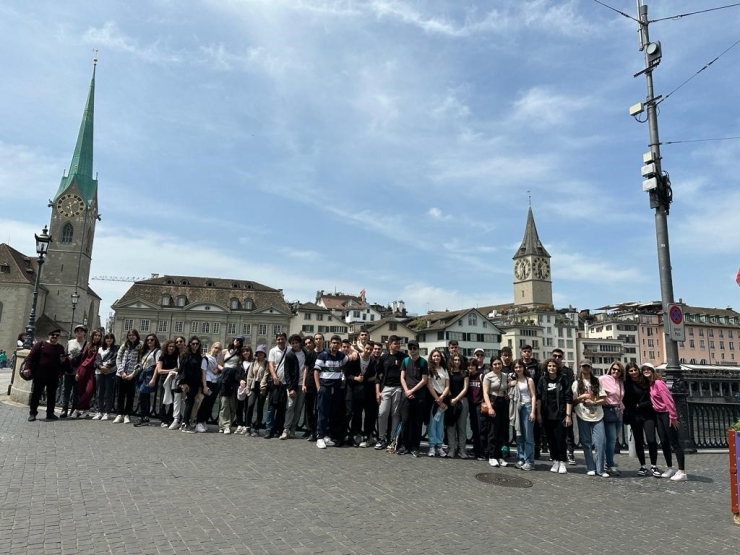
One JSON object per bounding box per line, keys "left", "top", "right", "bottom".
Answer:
{"left": 314, "top": 350, "right": 348, "bottom": 385}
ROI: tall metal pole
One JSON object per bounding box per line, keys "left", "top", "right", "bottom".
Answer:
{"left": 636, "top": 2, "right": 695, "bottom": 452}
{"left": 23, "top": 254, "right": 46, "bottom": 349}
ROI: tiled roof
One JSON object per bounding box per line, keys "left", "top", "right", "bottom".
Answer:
{"left": 319, "top": 294, "right": 364, "bottom": 310}
{"left": 0, "top": 244, "right": 38, "bottom": 285}
{"left": 297, "top": 302, "right": 328, "bottom": 312}
{"left": 514, "top": 207, "right": 550, "bottom": 259}
{"left": 113, "top": 275, "right": 290, "bottom": 313}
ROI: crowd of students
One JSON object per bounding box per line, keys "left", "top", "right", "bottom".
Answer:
{"left": 22, "top": 325, "right": 687, "bottom": 480}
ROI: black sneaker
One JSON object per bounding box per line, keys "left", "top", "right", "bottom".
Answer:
{"left": 396, "top": 446, "right": 407, "bottom": 455}
{"left": 306, "top": 434, "right": 316, "bottom": 442}
{"left": 651, "top": 465, "right": 661, "bottom": 478}
{"left": 411, "top": 450, "right": 420, "bottom": 458}
{"left": 637, "top": 466, "right": 649, "bottom": 476}
{"left": 60, "top": 409, "right": 68, "bottom": 418}
{"left": 264, "top": 432, "right": 274, "bottom": 439}
{"left": 567, "top": 453, "right": 576, "bottom": 465}
{"left": 46, "top": 414, "right": 59, "bottom": 421}
{"left": 374, "top": 440, "right": 387, "bottom": 450}
{"left": 133, "top": 418, "right": 149, "bottom": 427}
{"left": 28, "top": 414, "right": 37, "bottom": 422}
{"left": 301, "top": 430, "right": 311, "bottom": 438}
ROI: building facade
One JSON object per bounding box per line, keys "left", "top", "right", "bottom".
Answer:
{"left": 414, "top": 308, "right": 502, "bottom": 358}
{"left": 111, "top": 275, "right": 291, "bottom": 352}
{"left": 289, "top": 302, "right": 349, "bottom": 339}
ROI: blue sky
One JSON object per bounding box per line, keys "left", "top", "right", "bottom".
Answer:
{"left": 1, "top": 0, "right": 738, "bottom": 322}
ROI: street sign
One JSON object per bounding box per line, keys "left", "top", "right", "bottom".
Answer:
{"left": 667, "top": 303, "right": 685, "bottom": 342}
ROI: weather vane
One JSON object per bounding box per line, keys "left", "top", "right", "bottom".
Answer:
{"left": 92, "top": 48, "right": 98, "bottom": 66}
{"left": 527, "top": 190, "right": 532, "bottom": 207}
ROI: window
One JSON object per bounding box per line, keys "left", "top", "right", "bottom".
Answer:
{"left": 689, "top": 340, "right": 695, "bottom": 348}
{"left": 304, "top": 313, "right": 312, "bottom": 320}
{"left": 353, "top": 311, "right": 360, "bottom": 318}
{"left": 174, "top": 321, "right": 184, "bottom": 333}
{"left": 700, "top": 340, "right": 705, "bottom": 349}
{"left": 273, "top": 324, "right": 282, "bottom": 336}
{"left": 206, "top": 280, "right": 215, "bottom": 286}
{"left": 389, "top": 323, "right": 398, "bottom": 331}
{"left": 258, "top": 324, "right": 267, "bottom": 336}
{"left": 158, "top": 320, "right": 168, "bottom": 333}
{"left": 161, "top": 295, "right": 171, "bottom": 306}
{"left": 139, "top": 319, "right": 150, "bottom": 332}
{"left": 191, "top": 321, "right": 199, "bottom": 333}
{"left": 647, "top": 339, "right": 654, "bottom": 348}
{"left": 567, "top": 328, "right": 573, "bottom": 338}
{"left": 201, "top": 322, "right": 210, "bottom": 334}
{"left": 719, "top": 329, "right": 724, "bottom": 338}
{"left": 729, "top": 330, "right": 734, "bottom": 339}
{"left": 688, "top": 327, "right": 694, "bottom": 336}
{"left": 230, "top": 298, "right": 239, "bottom": 309}
{"left": 458, "top": 320, "right": 463, "bottom": 327}
{"left": 302, "top": 325, "right": 315, "bottom": 332}
{"left": 201, "top": 342, "right": 209, "bottom": 355}
{"left": 710, "top": 341, "right": 715, "bottom": 349}
{"left": 720, "top": 341, "right": 725, "bottom": 350}
{"left": 242, "top": 324, "right": 251, "bottom": 336}
{"left": 123, "top": 319, "right": 133, "bottom": 331}
{"left": 180, "top": 279, "right": 190, "bottom": 285}
{"left": 699, "top": 329, "right": 704, "bottom": 336}
{"left": 245, "top": 298, "right": 254, "bottom": 310}
{"left": 558, "top": 339, "right": 565, "bottom": 348}
{"left": 227, "top": 323, "right": 237, "bottom": 335}
{"left": 212, "top": 323, "right": 220, "bottom": 334}
{"left": 708, "top": 329, "right": 714, "bottom": 337}
{"left": 371, "top": 315, "right": 375, "bottom": 321}
{"left": 177, "top": 296, "right": 186, "bottom": 307}
{"left": 468, "top": 313, "right": 477, "bottom": 326}
{"left": 558, "top": 328, "right": 564, "bottom": 337}
{"left": 566, "top": 340, "right": 574, "bottom": 348}
{"left": 648, "top": 350, "right": 655, "bottom": 359}
{"left": 61, "top": 223, "right": 73, "bottom": 243}
{"left": 730, "top": 342, "right": 735, "bottom": 350}
{"left": 316, "top": 314, "right": 324, "bottom": 321}
{"left": 0, "top": 264, "right": 9, "bottom": 274}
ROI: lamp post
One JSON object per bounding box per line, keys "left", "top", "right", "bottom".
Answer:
{"left": 22, "top": 226, "right": 52, "bottom": 349}
{"left": 70, "top": 292, "right": 80, "bottom": 335}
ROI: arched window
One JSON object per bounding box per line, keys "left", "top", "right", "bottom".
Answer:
{"left": 230, "top": 298, "right": 239, "bottom": 309}
{"left": 61, "top": 223, "right": 74, "bottom": 243}
{"left": 245, "top": 297, "right": 254, "bottom": 310}
{"left": 177, "top": 296, "right": 187, "bottom": 307}
{"left": 161, "top": 295, "right": 171, "bottom": 306}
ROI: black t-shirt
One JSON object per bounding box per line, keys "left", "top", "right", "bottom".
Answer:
{"left": 543, "top": 375, "right": 562, "bottom": 420}
{"left": 304, "top": 350, "right": 318, "bottom": 391}
{"left": 448, "top": 371, "right": 466, "bottom": 398}
{"left": 345, "top": 355, "right": 362, "bottom": 388}
{"left": 402, "top": 356, "right": 428, "bottom": 390}
{"left": 378, "top": 351, "right": 406, "bottom": 388}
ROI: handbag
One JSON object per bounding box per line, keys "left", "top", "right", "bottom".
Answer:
{"left": 480, "top": 402, "right": 489, "bottom": 415}
{"left": 136, "top": 349, "right": 159, "bottom": 394}
{"left": 603, "top": 405, "right": 621, "bottom": 423}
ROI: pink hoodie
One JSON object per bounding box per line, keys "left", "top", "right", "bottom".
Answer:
{"left": 599, "top": 375, "right": 624, "bottom": 409}
{"left": 650, "top": 379, "right": 678, "bottom": 420}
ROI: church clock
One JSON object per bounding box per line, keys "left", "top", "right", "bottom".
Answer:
{"left": 533, "top": 257, "right": 551, "bottom": 279}
{"left": 514, "top": 259, "right": 531, "bottom": 280}
{"left": 56, "top": 194, "right": 86, "bottom": 218}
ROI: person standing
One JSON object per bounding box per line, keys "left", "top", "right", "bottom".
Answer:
{"left": 72, "top": 329, "right": 103, "bottom": 418}
{"left": 622, "top": 362, "right": 660, "bottom": 476}
{"left": 178, "top": 336, "right": 204, "bottom": 432}
{"left": 445, "top": 354, "right": 469, "bottom": 458}
{"left": 536, "top": 358, "right": 573, "bottom": 475}
{"left": 374, "top": 335, "right": 406, "bottom": 451}
{"left": 281, "top": 334, "right": 307, "bottom": 440}
{"left": 358, "top": 341, "right": 378, "bottom": 448}
{"left": 572, "top": 361, "right": 608, "bottom": 477}
{"left": 520, "top": 345, "right": 541, "bottom": 458}
{"left": 483, "top": 357, "right": 510, "bottom": 467}
{"left": 399, "top": 340, "right": 429, "bottom": 457}
{"left": 467, "top": 357, "right": 486, "bottom": 460}
{"left": 156, "top": 340, "right": 184, "bottom": 429}
{"left": 302, "top": 337, "right": 319, "bottom": 441}
{"left": 235, "top": 346, "right": 254, "bottom": 434}
{"left": 511, "top": 359, "right": 536, "bottom": 470}
{"left": 599, "top": 362, "right": 625, "bottom": 475}
{"left": 245, "top": 345, "right": 269, "bottom": 436}
{"left": 342, "top": 339, "right": 365, "bottom": 446}
{"left": 426, "top": 349, "right": 449, "bottom": 457}
{"left": 92, "top": 333, "right": 119, "bottom": 421}
{"left": 265, "top": 333, "right": 288, "bottom": 439}
{"left": 114, "top": 330, "right": 142, "bottom": 424}
{"left": 218, "top": 336, "right": 244, "bottom": 434}
{"left": 195, "top": 342, "right": 222, "bottom": 433}
{"left": 551, "top": 348, "right": 576, "bottom": 465}
{"left": 24, "top": 329, "right": 65, "bottom": 421}
{"left": 60, "top": 324, "right": 87, "bottom": 418}
{"left": 314, "top": 335, "right": 348, "bottom": 449}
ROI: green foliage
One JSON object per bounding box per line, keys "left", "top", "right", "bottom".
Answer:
{"left": 731, "top": 417, "right": 740, "bottom": 432}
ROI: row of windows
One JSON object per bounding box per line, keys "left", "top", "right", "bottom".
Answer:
{"left": 687, "top": 327, "right": 734, "bottom": 339}
{"left": 302, "top": 325, "right": 350, "bottom": 333}
{"left": 122, "top": 319, "right": 283, "bottom": 337}
{"left": 160, "top": 295, "right": 255, "bottom": 310}
{"left": 303, "top": 313, "right": 328, "bottom": 321}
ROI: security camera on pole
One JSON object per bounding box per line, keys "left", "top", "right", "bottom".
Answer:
{"left": 631, "top": 1, "right": 695, "bottom": 452}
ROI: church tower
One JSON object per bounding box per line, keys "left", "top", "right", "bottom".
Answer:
{"left": 41, "top": 60, "right": 100, "bottom": 331}
{"left": 512, "top": 207, "right": 553, "bottom": 308}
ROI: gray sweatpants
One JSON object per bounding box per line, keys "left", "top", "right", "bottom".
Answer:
{"left": 377, "top": 386, "right": 403, "bottom": 442}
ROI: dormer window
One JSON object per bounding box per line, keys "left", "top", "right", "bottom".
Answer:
{"left": 165, "top": 279, "right": 175, "bottom": 285}
{"left": 245, "top": 297, "right": 254, "bottom": 310}
{"left": 206, "top": 280, "right": 215, "bottom": 287}
{"left": 230, "top": 298, "right": 239, "bottom": 309}
{"left": 176, "top": 295, "right": 186, "bottom": 307}
{"left": 0, "top": 264, "right": 9, "bottom": 274}
{"left": 180, "top": 279, "right": 190, "bottom": 286}
{"left": 232, "top": 282, "right": 241, "bottom": 288}
{"left": 161, "top": 294, "right": 171, "bottom": 306}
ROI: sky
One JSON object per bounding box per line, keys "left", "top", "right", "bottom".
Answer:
{"left": 1, "top": 0, "right": 738, "bottom": 323}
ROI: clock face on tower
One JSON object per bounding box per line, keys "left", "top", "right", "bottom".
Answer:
{"left": 532, "top": 257, "right": 551, "bottom": 279}
{"left": 514, "top": 259, "right": 531, "bottom": 280}
{"left": 56, "top": 194, "right": 86, "bottom": 218}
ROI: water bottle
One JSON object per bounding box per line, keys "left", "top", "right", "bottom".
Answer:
{"left": 434, "top": 409, "right": 442, "bottom": 422}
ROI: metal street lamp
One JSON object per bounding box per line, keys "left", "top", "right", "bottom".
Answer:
{"left": 70, "top": 291, "right": 80, "bottom": 335}
{"left": 22, "top": 226, "right": 52, "bottom": 349}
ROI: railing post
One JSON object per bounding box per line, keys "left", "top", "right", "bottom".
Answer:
{"left": 670, "top": 374, "right": 698, "bottom": 453}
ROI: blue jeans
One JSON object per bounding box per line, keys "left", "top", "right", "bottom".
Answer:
{"left": 603, "top": 419, "right": 621, "bottom": 468}
{"left": 577, "top": 417, "right": 606, "bottom": 473}
{"left": 516, "top": 403, "right": 535, "bottom": 465}
{"left": 428, "top": 405, "right": 445, "bottom": 447}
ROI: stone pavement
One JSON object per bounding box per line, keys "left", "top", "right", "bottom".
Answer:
{"left": 0, "top": 391, "right": 738, "bottom": 555}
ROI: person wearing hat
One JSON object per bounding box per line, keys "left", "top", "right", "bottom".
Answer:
{"left": 60, "top": 324, "right": 87, "bottom": 418}
{"left": 23, "top": 329, "right": 66, "bottom": 421}
{"left": 641, "top": 363, "right": 688, "bottom": 481}
{"left": 243, "top": 344, "right": 269, "bottom": 436}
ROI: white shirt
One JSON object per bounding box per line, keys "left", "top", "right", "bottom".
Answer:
{"left": 269, "top": 346, "right": 287, "bottom": 382}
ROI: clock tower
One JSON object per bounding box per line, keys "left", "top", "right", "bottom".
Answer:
{"left": 41, "top": 61, "right": 101, "bottom": 331}
{"left": 513, "top": 207, "right": 552, "bottom": 308}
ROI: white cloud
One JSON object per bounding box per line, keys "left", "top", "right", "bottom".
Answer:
{"left": 510, "top": 86, "right": 594, "bottom": 129}
{"left": 82, "top": 22, "right": 184, "bottom": 64}
{"left": 428, "top": 207, "right": 451, "bottom": 221}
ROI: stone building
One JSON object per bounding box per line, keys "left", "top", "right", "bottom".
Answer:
{"left": 111, "top": 275, "right": 291, "bottom": 352}
{"left": 0, "top": 63, "right": 101, "bottom": 353}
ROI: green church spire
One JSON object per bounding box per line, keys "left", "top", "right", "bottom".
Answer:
{"left": 53, "top": 60, "right": 98, "bottom": 204}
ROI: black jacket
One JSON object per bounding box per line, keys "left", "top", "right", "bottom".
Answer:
{"left": 284, "top": 348, "right": 307, "bottom": 392}
{"left": 536, "top": 371, "right": 573, "bottom": 420}
{"left": 178, "top": 352, "right": 203, "bottom": 389}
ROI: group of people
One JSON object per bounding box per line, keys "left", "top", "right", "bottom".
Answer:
{"left": 22, "top": 325, "right": 688, "bottom": 480}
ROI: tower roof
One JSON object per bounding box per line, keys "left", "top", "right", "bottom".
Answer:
{"left": 513, "top": 207, "right": 550, "bottom": 259}
{"left": 53, "top": 63, "right": 98, "bottom": 205}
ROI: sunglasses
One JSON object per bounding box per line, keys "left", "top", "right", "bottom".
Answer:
{"left": 50, "top": 334, "right": 60, "bottom": 338}
{"left": 552, "top": 354, "right": 563, "bottom": 358}
{"left": 190, "top": 342, "right": 200, "bottom": 347}
{"left": 147, "top": 338, "right": 156, "bottom": 342}
{"left": 409, "top": 346, "right": 419, "bottom": 350}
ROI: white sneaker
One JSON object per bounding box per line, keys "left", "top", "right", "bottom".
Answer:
{"left": 91, "top": 413, "right": 102, "bottom": 420}
{"left": 521, "top": 463, "right": 534, "bottom": 471}
{"left": 600, "top": 472, "right": 611, "bottom": 478}
{"left": 279, "top": 431, "right": 289, "bottom": 440}
{"left": 670, "top": 470, "right": 688, "bottom": 481}
{"left": 661, "top": 468, "right": 676, "bottom": 479}
{"left": 323, "top": 437, "right": 335, "bottom": 447}
{"left": 195, "top": 423, "right": 207, "bottom": 433}
{"left": 558, "top": 462, "right": 567, "bottom": 474}
{"left": 160, "top": 422, "right": 169, "bottom": 428}
{"left": 123, "top": 416, "right": 131, "bottom": 424}
{"left": 437, "top": 447, "right": 447, "bottom": 458}
{"left": 235, "top": 426, "right": 243, "bottom": 434}
{"left": 112, "top": 414, "right": 123, "bottom": 424}
{"left": 489, "top": 458, "right": 500, "bottom": 467}
{"left": 100, "top": 413, "right": 109, "bottom": 421}
{"left": 80, "top": 410, "right": 89, "bottom": 419}
{"left": 317, "top": 438, "right": 327, "bottom": 449}
{"left": 550, "top": 462, "right": 559, "bottom": 473}
{"left": 498, "top": 459, "right": 508, "bottom": 467}
{"left": 587, "top": 470, "right": 597, "bottom": 476}
{"left": 223, "top": 428, "right": 231, "bottom": 435}
{"left": 168, "top": 419, "right": 181, "bottom": 430}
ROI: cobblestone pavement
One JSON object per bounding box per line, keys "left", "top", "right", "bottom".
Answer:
{"left": 0, "top": 397, "right": 738, "bottom": 555}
